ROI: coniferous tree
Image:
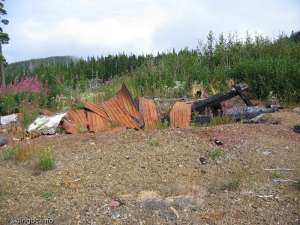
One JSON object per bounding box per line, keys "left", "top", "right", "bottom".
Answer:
{"left": 0, "top": 0, "right": 9, "bottom": 86}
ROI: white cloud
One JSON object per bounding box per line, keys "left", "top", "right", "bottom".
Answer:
{"left": 3, "top": 0, "right": 300, "bottom": 62}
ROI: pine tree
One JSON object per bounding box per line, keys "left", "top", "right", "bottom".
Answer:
{"left": 0, "top": 0, "right": 9, "bottom": 86}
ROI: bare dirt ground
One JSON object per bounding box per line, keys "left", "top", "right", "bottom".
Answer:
{"left": 0, "top": 110, "right": 300, "bottom": 225}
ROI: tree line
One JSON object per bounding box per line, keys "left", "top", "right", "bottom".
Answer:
{"left": 4, "top": 31, "right": 300, "bottom": 103}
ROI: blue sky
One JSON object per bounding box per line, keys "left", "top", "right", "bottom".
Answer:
{"left": 3, "top": 0, "right": 300, "bottom": 63}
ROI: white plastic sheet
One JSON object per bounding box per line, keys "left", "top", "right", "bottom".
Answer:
{"left": 27, "top": 113, "right": 66, "bottom": 135}
{"left": 0, "top": 114, "right": 18, "bottom": 125}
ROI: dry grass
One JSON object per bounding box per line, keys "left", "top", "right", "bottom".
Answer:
{"left": 1, "top": 143, "right": 55, "bottom": 172}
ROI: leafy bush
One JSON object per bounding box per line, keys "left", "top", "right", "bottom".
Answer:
{"left": 0, "top": 92, "right": 48, "bottom": 115}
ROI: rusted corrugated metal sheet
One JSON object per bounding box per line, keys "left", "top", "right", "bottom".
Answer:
{"left": 62, "top": 119, "right": 78, "bottom": 134}
{"left": 63, "top": 109, "right": 88, "bottom": 134}
{"left": 139, "top": 97, "right": 159, "bottom": 129}
{"left": 102, "top": 100, "right": 140, "bottom": 129}
{"left": 86, "top": 111, "right": 111, "bottom": 132}
{"left": 101, "top": 84, "right": 143, "bottom": 129}
{"left": 117, "top": 84, "right": 142, "bottom": 121}
{"left": 81, "top": 100, "right": 110, "bottom": 120}
{"left": 170, "top": 102, "right": 192, "bottom": 128}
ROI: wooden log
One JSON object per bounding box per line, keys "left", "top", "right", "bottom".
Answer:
{"left": 192, "top": 84, "right": 250, "bottom": 112}
{"left": 235, "top": 85, "right": 253, "bottom": 106}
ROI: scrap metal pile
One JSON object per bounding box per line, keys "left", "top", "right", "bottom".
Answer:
{"left": 25, "top": 83, "right": 278, "bottom": 135}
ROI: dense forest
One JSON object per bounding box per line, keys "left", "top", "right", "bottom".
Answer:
{"left": 2, "top": 31, "right": 300, "bottom": 112}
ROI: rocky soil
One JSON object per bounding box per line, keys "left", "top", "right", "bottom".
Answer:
{"left": 0, "top": 110, "right": 299, "bottom": 225}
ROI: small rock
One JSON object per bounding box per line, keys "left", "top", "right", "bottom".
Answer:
{"left": 293, "top": 107, "right": 300, "bottom": 114}
{"left": 0, "top": 135, "right": 8, "bottom": 147}
{"left": 293, "top": 125, "right": 300, "bottom": 134}
{"left": 143, "top": 198, "right": 168, "bottom": 211}
{"left": 248, "top": 113, "right": 280, "bottom": 124}
{"left": 214, "top": 139, "right": 223, "bottom": 146}
{"left": 111, "top": 211, "right": 121, "bottom": 220}
{"left": 199, "top": 157, "right": 207, "bottom": 165}
{"left": 200, "top": 169, "right": 207, "bottom": 174}
{"left": 138, "top": 191, "right": 162, "bottom": 202}
{"left": 166, "top": 195, "right": 204, "bottom": 209}
{"left": 109, "top": 200, "right": 121, "bottom": 208}
{"left": 262, "top": 150, "right": 271, "bottom": 156}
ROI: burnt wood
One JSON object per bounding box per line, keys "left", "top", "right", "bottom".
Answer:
{"left": 192, "top": 83, "right": 251, "bottom": 112}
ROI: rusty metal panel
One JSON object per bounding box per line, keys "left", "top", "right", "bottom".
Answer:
{"left": 116, "top": 84, "right": 142, "bottom": 122}
{"left": 67, "top": 109, "right": 87, "bottom": 127}
{"left": 170, "top": 102, "right": 192, "bottom": 128}
{"left": 101, "top": 84, "right": 143, "bottom": 129}
{"left": 102, "top": 99, "right": 139, "bottom": 129}
{"left": 86, "top": 111, "right": 111, "bottom": 132}
{"left": 62, "top": 119, "right": 78, "bottom": 134}
{"left": 139, "top": 97, "right": 159, "bottom": 129}
{"left": 63, "top": 109, "right": 88, "bottom": 134}
{"left": 81, "top": 100, "right": 110, "bottom": 120}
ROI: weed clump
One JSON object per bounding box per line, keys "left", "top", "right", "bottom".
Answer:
{"left": 149, "top": 139, "right": 160, "bottom": 147}
{"left": 222, "top": 178, "right": 241, "bottom": 192}
{"left": 41, "top": 192, "right": 54, "bottom": 200}
{"left": 38, "top": 147, "right": 55, "bottom": 171}
{"left": 209, "top": 148, "right": 224, "bottom": 160}
{"left": 2, "top": 147, "right": 18, "bottom": 160}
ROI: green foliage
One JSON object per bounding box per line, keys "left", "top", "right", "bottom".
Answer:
{"left": 157, "top": 120, "right": 169, "bottom": 129}
{"left": 221, "top": 178, "right": 240, "bottom": 192}
{"left": 38, "top": 147, "right": 55, "bottom": 171}
{"left": 0, "top": 0, "right": 9, "bottom": 45}
{"left": 271, "top": 171, "right": 282, "bottom": 179}
{"left": 22, "top": 108, "right": 39, "bottom": 129}
{"left": 41, "top": 192, "right": 54, "bottom": 200}
{"left": 148, "top": 139, "right": 160, "bottom": 147}
{"left": 0, "top": 92, "right": 48, "bottom": 115}
{"left": 2, "top": 146, "right": 17, "bottom": 160}
{"left": 209, "top": 148, "right": 224, "bottom": 160}
{"left": 4, "top": 31, "right": 300, "bottom": 103}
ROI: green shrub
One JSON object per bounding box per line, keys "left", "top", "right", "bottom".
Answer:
{"left": 41, "top": 192, "right": 54, "bottom": 200}
{"left": 38, "top": 147, "right": 55, "bottom": 171}
{"left": 222, "top": 178, "right": 241, "bottom": 192}
{"left": 0, "top": 92, "right": 49, "bottom": 115}
{"left": 271, "top": 172, "right": 282, "bottom": 179}
{"left": 21, "top": 109, "right": 39, "bottom": 129}
{"left": 209, "top": 148, "right": 224, "bottom": 160}
{"left": 148, "top": 139, "right": 160, "bottom": 147}
{"left": 157, "top": 120, "right": 169, "bottom": 129}
{"left": 2, "top": 147, "right": 18, "bottom": 160}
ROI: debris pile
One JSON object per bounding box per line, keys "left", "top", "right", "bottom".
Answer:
{"left": 65, "top": 86, "right": 176, "bottom": 133}
{"left": 1, "top": 83, "right": 283, "bottom": 136}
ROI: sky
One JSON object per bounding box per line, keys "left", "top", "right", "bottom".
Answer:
{"left": 3, "top": 0, "right": 300, "bottom": 63}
